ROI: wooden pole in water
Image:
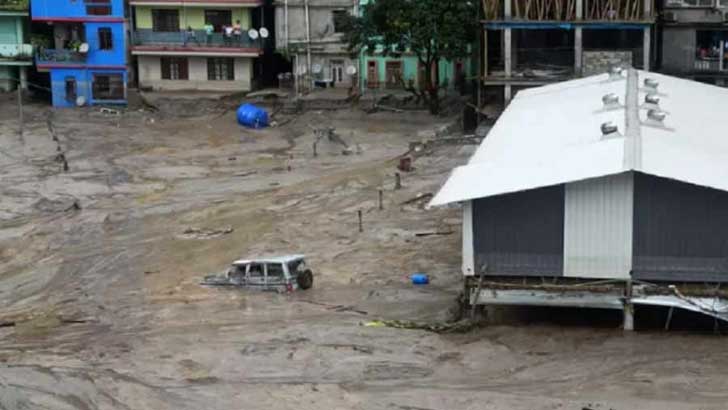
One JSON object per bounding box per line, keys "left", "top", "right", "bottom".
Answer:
{"left": 378, "top": 189, "right": 383, "bottom": 210}
{"left": 357, "top": 210, "right": 363, "bottom": 232}
{"left": 17, "top": 85, "right": 23, "bottom": 139}
{"left": 395, "top": 172, "right": 401, "bottom": 190}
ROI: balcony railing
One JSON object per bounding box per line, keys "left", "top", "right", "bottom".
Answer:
{"left": 483, "top": 0, "right": 653, "bottom": 21}
{"left": 36, "top": 48, "right": 87, "bottom": 64}
{"left": 694, "top": 57, "right": 724, "bottom": 71}
{"left": 0, "top": 44, "right": 33, "bottom": 60}
{"left": 133, "top": 29, "right": 264, "bottom": 49}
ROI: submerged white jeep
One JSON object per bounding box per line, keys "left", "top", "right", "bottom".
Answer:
{"left": 202, "top": 254, "right": 314, "bottom": 292}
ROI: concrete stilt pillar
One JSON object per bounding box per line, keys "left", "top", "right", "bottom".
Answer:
{"left": 19, "top": 67, "right": 28, "bottom": 90}
{"left": 574, "top": 27, "right": 583, "bottom": 77}
{"left": 623, "top": 280, "right": 634, "bottom": 331}
{"left": 504, "top": 28, "right": 512, "bottom": 103}
{"left": 643, "top": 27, "right": 651, "bottom": 71}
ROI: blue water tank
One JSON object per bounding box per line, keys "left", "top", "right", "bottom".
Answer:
{"left": 236, "top": 103, "right": 269, "bottom": 129}
{"left": 411, "top": 273, "right": 429, "bottom": 285}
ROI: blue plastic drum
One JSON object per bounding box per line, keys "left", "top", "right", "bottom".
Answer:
{"left": 236, "top": 103, "right": 269, "bottom": 129}
{"left": 411, "top": 273, "right": 429, "bottom": 285}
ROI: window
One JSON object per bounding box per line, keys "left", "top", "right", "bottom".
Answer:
{"left": 266, "top": 263, "right": 285, "bottom": 283}
{"left": 204, "top": 9, "right": 233, "bottom": 33}
{"left": 152, "top": 9, "right": 180, "bottom": 32}
{"left": 98, "top": 28, "right": 113, "bottom": 50}
{"left": 92, "top": 74, "right": 124, "bottom": 100}
{"left": 65, "top": 77, "right": 77, "bottom": 103}
{"left": 86, "top": 0, "right": 111, "bottom": 16}
{"left": 248, "top": 263, "right": 264, "bottom": 278}
{"left": 332, "top": 10, "right": 349, "bottom": 33}
{"left": 207, "top": 58, "right": 234, "bottom": 80}
{"left": 161, "top": 57, "right": 189, "bottom": 80}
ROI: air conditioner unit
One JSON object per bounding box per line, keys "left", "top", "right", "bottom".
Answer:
{"left": 663, "top": 11, "right": 678, "bottom": 22}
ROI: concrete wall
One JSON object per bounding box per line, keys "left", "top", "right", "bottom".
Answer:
{"left": 663, "top": 5, "right": 728, "bottom": 24}
{"left": 50, "top": 68, "right": 127, "bottom": 107}
{"left": 582, "top": 51, "right": 634, "bottom": 76}
{"left": 360, "top": 54, "right": 471, "bottom": 89}
{"left": 32, "top": 0, "right": 124, "bottom": 19}
{"left": 291, "top": 52, "right": 356, "bottom": 87}
{"left": 135, "top": 6, "right": 252, "bottom": 31}
{"left": 137, "top": 55, "right": 253, "bottom": 91}
{"left": 661, "top": 28, "right": 696, "bottom": 73}
{"left": 274, "top": 0, "right": 355, "bottom": 49}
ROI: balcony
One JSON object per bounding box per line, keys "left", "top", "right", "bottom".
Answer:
{"left": 132, "top": 29, "right": 264, "bottom": 54}
{"left": 36, "top": 49, "right": 87, "bottom": 65}
{"left": 0, "top": 44, "right": 33, "bottom": 63}
{"left": 694, "top": 57, "right": 725, "bottom": 72}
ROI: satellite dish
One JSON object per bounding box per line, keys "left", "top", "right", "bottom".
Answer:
{"left": 76, "top": 96, "right": 86, "bottom": 107}
{"left": 259, "top": 27, "right": 269, "bottom": 39}
{"left": 346, "top": 65, "right": 357, "bottom": 76}
{"left": 248, "top": 29, "right": 259, "bottom": 40}
{"left": 79, "top": 43, "right": 89, "bottom": 53}
{"left": 312, "top": 64, "right": 322, "bottom": 74}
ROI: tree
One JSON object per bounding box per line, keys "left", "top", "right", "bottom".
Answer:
{"left": 343, "top": 0, "right": 478, "bottom": 114}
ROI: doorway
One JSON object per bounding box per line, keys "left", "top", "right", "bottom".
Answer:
{"left": 204, "top": 10, "right": 232, "bottom": 32}
{"left": 385, "top": 61, "right": 403, "bottom": 88}
{"left": 366, "top": 60, "right": 378, "bottom": 89}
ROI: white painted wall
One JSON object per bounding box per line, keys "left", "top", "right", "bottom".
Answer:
{"left": 137, "top": 55, "right": 253, "bottom": 91}
{"left": 462, "top": 201, "right": 475, "bottom": 276}
{"left": 563, "top": 173, "right": 634, "bottom": 279}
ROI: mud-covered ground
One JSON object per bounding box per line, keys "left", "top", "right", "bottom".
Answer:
{"left": 1, "top": 93, "right": 727, "bottom": 410}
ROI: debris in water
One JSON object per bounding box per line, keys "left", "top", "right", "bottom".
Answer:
{"left": 177, "top": 226, "right": 233, "bottom": 240}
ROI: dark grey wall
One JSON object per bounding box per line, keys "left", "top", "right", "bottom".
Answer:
{"left": 633, "top": 173, "right": 728, "bottom": 282}
{"left": 473, "top": 185, "right": 565, "bottom": 277}
{"left": 661, "top": 28, "right": 696, "bottom": 74}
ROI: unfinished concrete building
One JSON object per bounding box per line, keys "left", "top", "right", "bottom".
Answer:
{"left": 481, "top": 0, "right": 655, "bottom": 103}
{"left": 274, "top": 0, "right": 358, "bottom": 89}
{"left": 431, "top": 69, "right": 728, "bottom": 329}
{"left": 659, "top": 0, "right": 728, "bottom": 86}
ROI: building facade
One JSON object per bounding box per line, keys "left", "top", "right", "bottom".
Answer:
{"left": 130, "top": 0, "right": 266, "bottom": 92}
{"left": 358, "top": 50, "right": 472, "bottom": 93}
{"left": 32, "top": 0, "right": 127, "bottom": 107}
{"left": 275, "top": 0, "right": 358, "bottom": 89}
{"left": 0, "top": 0, "right": 32, "bottom": 91}
{"left": 659, "top": 0, "right": 728, "bottom": 86}
{"left": 482, "top": 0, "right": 655, "bottom": 103}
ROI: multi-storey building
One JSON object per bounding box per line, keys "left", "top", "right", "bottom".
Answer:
{"left": 481, "top": 0, "right": 655, "bottom": 104}
{"left": 130, "top": 0, "right": 265, "bottom": 91}
{"left": 659, "top": 0, "right": 728, "bottom": 86}
{"left": 275, "top": 0, "right": 358, "bottom": 89}
{"left": 32, "top": 0, "right": 127, "bottom": 107}
{"left": 0, "top": 0, "right": 32, "bottom": 91}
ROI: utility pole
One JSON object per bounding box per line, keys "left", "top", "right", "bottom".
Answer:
{"left": 17, "top": 83, "right": 23, "bottom": 140}
{"left": 304, "top": 0, "right": 312, "bottom": 91}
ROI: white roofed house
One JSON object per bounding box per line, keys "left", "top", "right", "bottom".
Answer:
{"left": 430, "top": 68, "right": 728, "bottom": 330}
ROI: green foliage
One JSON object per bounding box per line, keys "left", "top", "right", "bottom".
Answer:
{"left": 343, "top": 0, "right": 477, "bottom": 113}
{"left": 0, "top": 0, "right": 29, "bottom": 11}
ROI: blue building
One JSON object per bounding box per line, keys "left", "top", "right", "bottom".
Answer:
{"left": 31, "top": 0, "right": 127, "bottom": 107}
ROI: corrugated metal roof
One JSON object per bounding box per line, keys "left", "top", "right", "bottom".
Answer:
{"left": 430, "top": 69, "right": 728, "bottom": 207}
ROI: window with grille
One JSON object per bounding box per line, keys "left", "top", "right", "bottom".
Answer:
{"left": 161, "top": 57, "right": 189, "bottom": 80}
{"left": 207, "top": 58, "right": 235, "bottom": 81}
{"left": 152, "top": 9, "right": 180, "bottom": 32}
{"left": 86, "top": 0, "right": 112, "bottom": 16}
{"left": 98, "top": 28, "right": 113, "bottom": 50}
{"left": 332, "top": 10, "right": 349, "bottom": 33}
{"left": 92, "top": 74, "right": 124, "bottom": 100}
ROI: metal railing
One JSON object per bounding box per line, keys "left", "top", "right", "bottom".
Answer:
{"left": 0, "top": 44, "right": 33, "bottom": 60}
{"left": 694, "top": 57, "right": 724, "bottom": 71}
{"left": 36, "top": 48, "right": 86, "bottom": 64}
{"left": 133, "top": 29, "right": 264, "bottom": 49}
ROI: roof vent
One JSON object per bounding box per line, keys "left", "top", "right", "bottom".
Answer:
{"left": 601, "top": 121, "right": 619, "bottom": 137}
{"left": 602, "top": 93, "right": 620, "bottom": 108}
{"left": 644, "top": 78, "right": 659, "bottom": 93}
{"left": 645, "top": 94, "right": 660, "bottom": 105}
{"left": 607, "top": 66, "right": 624, "bottom": 80}
{"left": 647, "top": 109, "right": 666, "bottom": 123}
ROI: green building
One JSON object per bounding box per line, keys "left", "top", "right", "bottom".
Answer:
{"left": 0, "top": 0, "right": 31, "bottom": 91}
{"left": 357, "top": 0, "right": 472, "bottom": 93}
